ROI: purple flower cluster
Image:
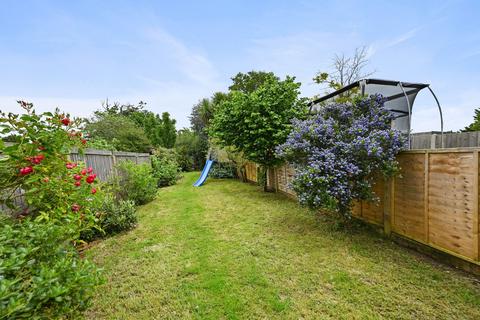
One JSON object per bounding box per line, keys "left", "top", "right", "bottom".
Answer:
{"left": 277, "top": 94, "right": 406, "bottom": 216}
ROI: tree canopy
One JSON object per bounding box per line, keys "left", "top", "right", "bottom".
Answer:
{"left": 229, "top": 71, "right": 279, "bottom": 94}
{"left": 210, "top": 73, "right": 308, "bottom": 173}
{"left": 462, "top": 108, "right": 480, "bottom": 132}
{"left": 86, "top": 101, "right": 177, "bottom": 151}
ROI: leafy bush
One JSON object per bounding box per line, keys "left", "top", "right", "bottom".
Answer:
{"left": 85, "top": 114, "right": 152, "bottom": 153}
{"left": 151, "top": 147, "right": 181, "bottom": 187}
{"left": 113, "top": 161, "right": 157, "bottom": 205}
{"left": 277, "top": 95, "right": 405, "bottom": 217}
{"left": 81, "top": 195, "right": 137, "bottom": 241}
{"left": 0, "top": 216, "right": 103, "bottom": 319}
{"left": 175, "top": 129, "right": 208, "bottom": 171}
{"left": 0, "top": 101, "right": 101, "bottom": 236}
{"left": 209, "top": 162, "right": 237, "bottom": 179}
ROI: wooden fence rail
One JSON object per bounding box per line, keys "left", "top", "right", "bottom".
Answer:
{"left": 245, "top": 149, "right": 480, "bottom": 272}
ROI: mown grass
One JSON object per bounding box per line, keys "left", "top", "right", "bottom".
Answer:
{"left": 86, "top": 172, "right": 480, "bottom": 319}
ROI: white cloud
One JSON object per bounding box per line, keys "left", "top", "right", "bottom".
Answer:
{"left": 144, "top": 28, "right": 218, "bottom": 86}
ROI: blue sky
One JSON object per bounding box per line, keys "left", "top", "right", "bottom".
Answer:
{"left": 1, "top": 0, "right": 479, "bottom": 131}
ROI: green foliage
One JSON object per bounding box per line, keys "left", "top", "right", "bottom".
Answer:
{"left": 190, "top": 92, "right": 229, "bottom": 138}
{"left": 462, "top": 108, "right": 480, "bottom": 132}
{"left": 112, "top": 161, "right": 157, "bottom": 205}
{"left": 90, "top": 101, "right": 177, "bottom": 149}
{"left": 81, "top": 194, "right": 137, "bottom": 241}
{"left": 0, "top": 101, "right": 101, "bottom": 235}
{"left": 175, "top": 129, "right": 208, "bottom": 171}
{"left": 152, "top": 147, "right": 181, "bottom": 187}
{"left": 229, "top": 71, "right": 279, "bottom": 94}
{"left": 86, "top": 137, "right": 117, "bottom": 151}
{"left": 85, "top": 114, "right": 152, "bottom": 152}
{"left": 209, "top": 162, "right": 237, "bottom": 179}
{"left": 99, "top": 197, "right": 137, "bottom": 235}
{"left": 210, "top": 73, "right": 308, "bottom": 171}
{"left": 0, "top": 216, "right": 103, "bottom": 319}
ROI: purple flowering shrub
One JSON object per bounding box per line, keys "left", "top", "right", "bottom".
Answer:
{"left": 276, "top": 94, "right": 405, "bottom": 216}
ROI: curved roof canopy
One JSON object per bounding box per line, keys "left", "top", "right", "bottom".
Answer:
{"left": 308, "top": 78, "right": 444, "bottom": 148}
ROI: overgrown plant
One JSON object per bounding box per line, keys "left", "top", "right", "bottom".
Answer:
{"left": 112, "top": 161, "right": 157, "bottom": 205}
{"left": 0, "top": 101, "right": 100, "bottom": 235}
{"left": 0, "top": 216, "right": 103, "bottom": 319}
{"left": 277, "top": 95, "right": 405, "bottom": 217}
{"left": 151, "top": 147, "right": 181, "bottom": 187}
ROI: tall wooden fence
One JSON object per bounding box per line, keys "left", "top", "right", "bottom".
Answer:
{"left": 245, "top": 149, "right": 480, "bottom": 270}
{"left": 411, "top": 131, "right": 480, "bottom": 149}
{"left": 1, "top": 149, "right": 151, "bottom": 213}
{"left": 70, "top": 149, "right": 151, "bottom": 181}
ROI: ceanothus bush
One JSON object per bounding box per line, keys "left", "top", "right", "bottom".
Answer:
{"left": 276, "top": 94, "right": 405, "bottom": 217}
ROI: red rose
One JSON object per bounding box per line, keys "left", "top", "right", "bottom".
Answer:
{"left": 86, "top": 174, "right": 96, "bottom": 184}
{"left": 81, "top": 168, "right": 87, "bottom": 175}
{"left": 73, "top": 174, "right": 82, "bottom": 181}
{"left": 30, "top": 154, "right": 45, "bottom": 165}
{"left": 74, "top": 181, "right": 81, "bottom": 187}
{"left": 81, "top": 139, "right": 87, "bottom": 145}
{"left": 19, "top": 166, "right": 33, "bottom": 175}
{"left": 66, "top": 162, "right": 77, "bottom": 169}
{"left": 91, "top": 188, "right": 97, "bottom": 194}
{"left": 71, "top": 204, "right": 80, "bottom": 212}
{"left": 87, "top": 167, "right": 93, "bottom": 173}
{"left": 61, "top": 118, "right": 71, "bottom": 126}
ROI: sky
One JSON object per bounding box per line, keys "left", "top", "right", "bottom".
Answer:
{"left": 0, "top": 0, "right": 479, "bottom": 132}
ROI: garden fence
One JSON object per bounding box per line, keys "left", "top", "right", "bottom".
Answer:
{"left": 245, "top": 148, "right": 480, "bottom": 272}
{"left": 411, "top": 131, "right": 480, "bottom": 149}
{"left": 69, "top": 149, "right": 151, "bottom": 181}
{"left": 1, "top": 149, "right": 151, "bottom": 214}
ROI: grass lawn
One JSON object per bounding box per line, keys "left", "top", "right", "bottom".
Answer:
{"left": 86, "top": 172, "right": 480, "bottom": 319}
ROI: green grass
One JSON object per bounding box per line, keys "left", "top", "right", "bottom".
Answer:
{"left": 86, "top": 172, "right": 480, "bottom": 319}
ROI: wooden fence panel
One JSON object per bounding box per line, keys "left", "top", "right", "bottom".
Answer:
{"left": 392, "top": 153, "right": 426, "bottom": 242}
{"left": 245, "top": 162, "right": 258, "bottom": 182}
{"left": 263, "top": 148, "right": 480, "bottom": 267}
{"left": 361, "top": 178, "right": 384, "bottom": 225}
{"left": 427, "top": 151, "right": 476, "bottom": 259}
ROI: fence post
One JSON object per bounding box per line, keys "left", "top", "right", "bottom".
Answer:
{"left": 424, "top": 151, "right": 430, "bottom": 243}
{"left": 474, "top": 150, "right": 479, "bottom": 261}
{"left": 430, "top": 134, "right": 437, "bottom": 149}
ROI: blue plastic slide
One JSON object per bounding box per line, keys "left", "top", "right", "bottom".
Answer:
{"left": 193, "top": 159, "right": 214, "bottom": 187}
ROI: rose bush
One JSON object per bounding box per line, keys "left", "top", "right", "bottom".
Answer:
{"left": 277, "top": 95, "right": 405, "bottom": 217}
{"left": 0, "top": 101, "right": 101, "bottom": 236}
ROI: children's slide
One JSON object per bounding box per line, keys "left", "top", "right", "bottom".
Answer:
{"left": 193, "top": 159, "right": 214, "bottom": 187}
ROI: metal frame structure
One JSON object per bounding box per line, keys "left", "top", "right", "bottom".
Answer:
{"left": 308, "top": 78, "right": 444, "bottom": 148}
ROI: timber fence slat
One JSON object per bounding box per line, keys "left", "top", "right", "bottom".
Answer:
{"left": 252, "top": 148, "right": 480, "bottom": 269}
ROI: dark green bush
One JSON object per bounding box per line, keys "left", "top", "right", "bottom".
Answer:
{"left": 152, "top": 148, "right": 181, "bottom": 187}
{"left": 80, "top": 195, "right": 137, "bottom": 241}
{"left": 210, "top": 162, "right": 237, "bottom": 179}
{"left": 100, "top": 197, "right": 137, "bottom": 235}
{"left": 113, "top": 161, "right": 157, "bottom": 205}
{"left": 0, "top": 216, "right": 103, "bottom": 319}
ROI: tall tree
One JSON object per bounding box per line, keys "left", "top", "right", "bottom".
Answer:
{"left": 462, "top": 108, "right": 480, "bottom": 132}
{"left": 229, "top": 71, "right": 279, "bottom": 94}
{"left": 158, "top": 112, "right": 177, "bottom": 148}
{"left": 313, "top": 46, "right": 374, "bottom": 92}
{"left": 85, "top": 114, "right": 152, "bottom": 152}
{"left": 210, "top": 73, "right": 308, "bottom": 190}
{"left": 190, "top": 92, "right": 228, "bottom": 137}
{"left": 91, "top": 101, "right": 177, "bottom": 148}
